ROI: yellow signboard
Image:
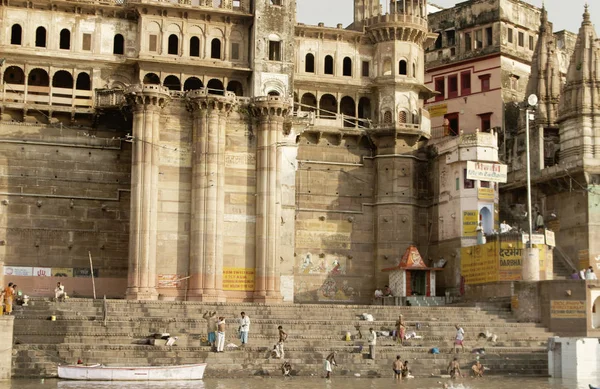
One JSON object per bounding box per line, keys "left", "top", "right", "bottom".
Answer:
{"left": 499, "top": 242, "right": 523, "bottom": 281}
{"left": 223, "top": 267, "right": 255, "bottom": 291}
{"left": 52, "top": 268, "right": 73, "bottom": 277}
{"left": 478, "top": 188, "right": 495, "bottom": 200}
{"left": 461, "top": 239, "right": 549, "bottom": 285}
{"left": 550, "top": 300, "right": 586, "bottom": 319}
{"left": 428, "top": 104, "right": 448, "bottom": 118}
{"left": 461, "top": 245, "right": 499, "bottom": 284}
{"left": 462, "top": 211, "right": 479, "bottom": 237}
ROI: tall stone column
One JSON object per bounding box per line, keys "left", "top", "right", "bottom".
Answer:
{"left": 252, "top": 96, "right": 291, "bottom": 303}
{"left": 187, "top": 89, "right": 235, "bottom": 302}
{"left": 125, "top": 84, "right": 170, "bottom": 300}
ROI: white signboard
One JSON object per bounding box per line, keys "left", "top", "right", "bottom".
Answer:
{"left": 4, "top": 266, "right": 33, "bottom": 276}
{"left": 545, "top": 230, "right": 556, "bottom": 247}
{"left": 522, "top": 233, "right": 546, "bottom": 245}
{"left": 466, "top": 161, "right": 508, "bottom": 183}
{"left": 33, "top": 267, "right": 52, "bottom": 277}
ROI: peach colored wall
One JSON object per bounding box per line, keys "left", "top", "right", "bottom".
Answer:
{"left": 5, "top": 276, "right": 127, "bottom": 299}
{"left": 425, "top": 56, "right": 503, "bottom": 133}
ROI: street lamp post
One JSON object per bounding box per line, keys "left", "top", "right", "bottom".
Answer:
{"left": 523, "top": 94, "right": 539, "bottom": 281}
{"left": 525, "top": 94, "right": 538, "bottom": 247}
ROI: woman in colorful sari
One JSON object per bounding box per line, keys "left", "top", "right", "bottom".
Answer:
{"left": 4, "top": 282, "right": 14, "bottom": 315}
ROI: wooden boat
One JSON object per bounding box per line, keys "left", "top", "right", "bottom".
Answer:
{"left": 58, "top": 363, "right": 206, "bottom": 381}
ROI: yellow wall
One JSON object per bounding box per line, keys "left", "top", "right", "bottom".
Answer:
{"left": 461, "top": 239, "right": 551, "bottom": 284}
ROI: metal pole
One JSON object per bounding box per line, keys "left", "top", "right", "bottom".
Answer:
{"left": 525, "top": 109, "right": 533, "bottom": 247}
{"left": 88, "top": 251, "right": 97, "bottom": 300}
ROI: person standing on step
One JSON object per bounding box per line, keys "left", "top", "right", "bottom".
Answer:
{"left": 216, "top": 316, "right": 226, "bottom": 353}
{"left": 396, "top": 314, "right": 406, "bottom": 346}
{"left": 4, "top": 283, "right": 13, "bottom": 315}
{"left": 239, "top": 311, "right": 250, "bottom": 346}
{"left": 277, "top": 325, "right": 288, "bottom": 359}
{"left": 367, "top": 327, "right": 377, "bottom": 359}
{"left": 203, "top": 311, "right": 217, "bottom": 351}
{"left": 453, "top": 324, "right": 465, "bottom": 353}
{"left": 323, "top": 351, "right": 337, "bottom": 379}
{"left": 393, "top": 355, "right": 404, "bottom": 380}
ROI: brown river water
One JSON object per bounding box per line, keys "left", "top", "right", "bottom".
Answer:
{"left": 2, "top": 378, "right": 598, "bottom": 389}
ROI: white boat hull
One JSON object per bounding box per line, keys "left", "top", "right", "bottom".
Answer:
{"left": 58, "top": 363, "right": 206, "bottom": 381}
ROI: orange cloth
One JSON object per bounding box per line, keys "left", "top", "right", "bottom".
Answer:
{"left": 4, "top": 287, "right": 13, "bottom": 314}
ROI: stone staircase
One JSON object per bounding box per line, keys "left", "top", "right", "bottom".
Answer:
{"left": 11, "top": 299, "right": 552, "bottom": 378}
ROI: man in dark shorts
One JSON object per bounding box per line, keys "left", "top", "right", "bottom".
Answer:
{"left": 393, "top": 355, "right": 403, "bottom": 380}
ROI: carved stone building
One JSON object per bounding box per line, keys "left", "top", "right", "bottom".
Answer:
{"left": 501, "top": 5, "right": 600, "bottom": 274}
{"left": 0, "top": 0, "right": 449, "bottom": 303}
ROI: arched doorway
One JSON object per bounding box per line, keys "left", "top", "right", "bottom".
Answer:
{"left": 184, "top": 77, "right": 203, "bottom": 91}
{"left": 319, "top": 94, "right": 337, "bottom": 119}
{"left": 3, "top": 66, "right": 25, "bottom": 85}
{"left": 479, "top": 206, "right": 493, "bottom": 235}
{"left": 340, "top": 96, "right": 355, "bottom": 127}
{"left": 143, "top": 73, "right": 160, "bottom": 85}
{"left": 300, "top": 93, "right": 317, "bottom": 112}
{"left": 207, "top": 79, "right": 224, "bottom": 95}
{"left": 226, "top": 80, "right": 244, "bottom": 96}
{"left": 163, "top": 75, "right": 181, "bottom": 91}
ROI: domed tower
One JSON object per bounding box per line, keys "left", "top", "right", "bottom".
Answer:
{"left": 360, "top": 0, "right": 437, "bottom": 287}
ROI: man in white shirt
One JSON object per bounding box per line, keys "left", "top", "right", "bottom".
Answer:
{"left": 500, "top": 220, "right": 512, "bottom": 233}
{"left": 239, "top": 311, "right": 250, "bottom": 346}
{"left": 368, "top": 327, "right": 377, "bottom": 360}
{"left": 453, "top": 324, "right": 465, "bottom": 353}
{"left": 216, "top": 317, "right": 226, "bottom": 353}
{"left": 54, "top": 282, "right": 66, "bottom": 302}
{"left": 586, "top": 267, "right": 598, "bottom": 280}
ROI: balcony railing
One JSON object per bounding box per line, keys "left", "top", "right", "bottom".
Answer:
{"left": 1, "top": 83, "right": 93, "bottom": 110}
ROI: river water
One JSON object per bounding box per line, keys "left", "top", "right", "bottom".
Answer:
{"left": 2, "top": 378, "right": 597, "bottom": 389}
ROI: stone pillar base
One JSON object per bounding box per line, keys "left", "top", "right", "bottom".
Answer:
{"left": 126, "top": 288, "right": 159, "bottom": 301}
{"left": 522, "top": 247, "right": 540, "bottom": 282}
{"left": 187, "top": 290, "right": 227, "bottom": 302}
{"left": 253, "top": 292, "right": 283, "bottom": 304}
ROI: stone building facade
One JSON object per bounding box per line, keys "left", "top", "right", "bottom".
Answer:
{"left": 501, "top": 5, "right": 600, "bottom": 276}
{"left": 0, "top": 0, "right": 446, "bottom": 303}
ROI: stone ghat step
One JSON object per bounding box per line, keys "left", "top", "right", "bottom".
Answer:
{"left": 12, "top": 350, "right": 549, "bottom": 378}
{"left": 14, "top": 334, "right": 549, "bottom": 349}
{"left": 13, "top": 343, "right": 549, "bottom": 356}
{"left": 17, "top": 307, "right": 516, "bottom": 320}
{"left": 14, "top": 316, "right": 550, "bottom": 330}
{"left": 22, "top": 299, "right": 513, "bottom": 314}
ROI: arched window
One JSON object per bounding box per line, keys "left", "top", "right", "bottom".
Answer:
{"left": 35, "top": 27, "right": 46, "bottom": 48}
{"left": 399, "top": 60, "right": 407, "bottom": 75}
{"left": 207, "top": 79, "right": 224, "bottom": 95}
{"left": 3, "top": 66, "right": 25, "bottom": 85}
{"left": 11, "top": 24, "right": 22, "bottom": 45}
{"left": 113, "top": 34, "right": 125, "bottom": 55}
{"left": 343, "top": 57, "right": 352, "bottom": 77}
{"left": 324, "top": 55, "right": 334, "bottom": 75}
{"left": 28, "top": 68, "right": 50, "bottom": 87}
{"left": 340, "top": 96, "right": 356, "bottom": 127}
{"left": 398, "top": 110, "right": 407, "bottom": 123}
{"left": 305, "top": 53, "right": 315, "bottom": 73}
{"left": 164, "top": 75, "right": 181, "bottom": 91}
{"left": 300, "top": 93, "right": 317, "bottom": 112}
{"left": 190, "top": 37, "right": 200, "bottom": 57}
{"left": 383, "top": 111, "right": 393, "bottom": 124}
{"left": 211, "top": 38, "right": 221, "bottom": 59}
{"left": 52, "top": 70, "right": 74, "bottom": 89}
{"left": 76, "top": 73, "right": 91, "bottom": 90}
{"left": 143, "top": 73, "right": 160, "bottom": 85}
{"left": 268, "top": 90, "right": 280, "bottom": 96}
{"left": 184, "top": 77, "right": 203, "bottom": 91}
{"left": 358, "top": 97, "right": 371, "bottom": 121}
{"left": 319, "top": 94, "right": 337, "bottom": 118}
{"left": 226, "top": 80, "right": 244, "bottom": 96}
{"left": 168, "top": 34, "right": 179, "bottom": 55}
{"left": 59, "top": 29, "right": 71, "bottom": 50}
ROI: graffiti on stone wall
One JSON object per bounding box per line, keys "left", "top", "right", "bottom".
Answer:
{"left": 298, "top": 253, "right": 345, "bottom": 275}
{"left": 294, "top": 277, "right": 357, "bottom": 303}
